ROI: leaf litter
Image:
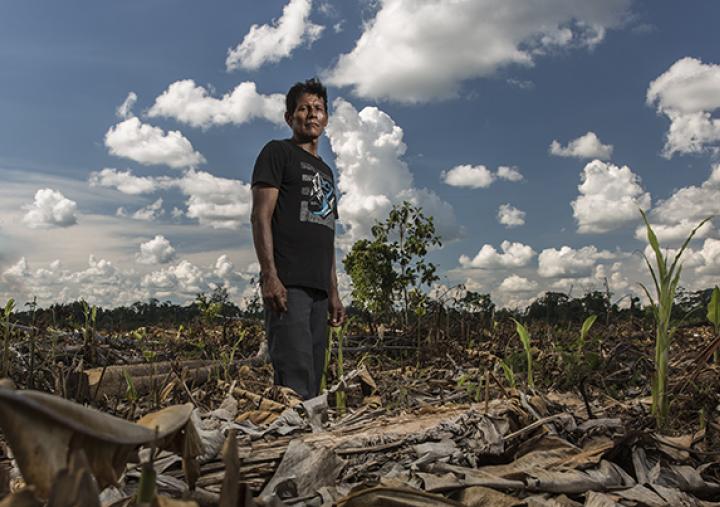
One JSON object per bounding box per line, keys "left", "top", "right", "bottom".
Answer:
{"left": 1, "top": 320, "right": 720, "bottom": 505}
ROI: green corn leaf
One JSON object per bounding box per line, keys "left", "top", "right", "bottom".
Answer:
{"left": 708, "top": 286, "right": 720, "bottom": 330}
{"left": 580, "top": 315, "right": 597, "bottom": 343}
{"left": 640, "top": 209, "right": 667, "bottom": 281}
{"left": 512, "top": 318, "right": 534, "bottom": 389}
{"left": 498, "top": 359, "right": 516, "bottom": 389}
{"left": 3, "top": 299, "right": 14, "bottom": 319}
{"left": 640, "top": 252, "right": 662, "bottom": 303}
{"left": 578, "top": 314, "right": 597, "bottom": 352}
{"left": 512, "top": 318, "right": 531, "bottom": 350}
{"left": 123, "top": 370, "right": 138, "bottom": 402}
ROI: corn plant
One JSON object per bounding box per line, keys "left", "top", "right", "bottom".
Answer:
{"left": 560, "top": 314, "right": 599, "bottom": 390}
{"left": 81, "top": 300, "right": 97, "bottom": 347}
{"left": 321, "top": 324, "right": 348, "bottom": 415}
{"left": 123, "top": 370, "right": 138, "bottom": 403}
{"left": 220, "top": 331, "right": 246, "bottom": 382}
{"left": 577, "top": 314, "right": 597, "bottom": 354}
{"left": 457, "top": 372, "right": 483, "bottom": 401}
{"left": 708, "top": 286, "right": 720, "bottom": 362}
{"left": 639, "top": 209, "right": 711, "bottom": 429}
{"left": 511, "top": 319, "right": 534, "bottom": 389}
{"left": 320, "top": 330, "right": 333, "bottom": 393}
{"left": 2, "top": 299, "right": 15, "bottom": 378}
{"left": 334, "top": 325, "right": 347, "bottom": 415}
{"left": 498, "top": 359, "right": 516, "bottom": 389}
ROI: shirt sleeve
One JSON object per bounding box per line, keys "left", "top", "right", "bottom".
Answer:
{"left": 252, "top": 140, "right": 287, "bottom": 188}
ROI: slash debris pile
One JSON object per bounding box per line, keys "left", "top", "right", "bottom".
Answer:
{"left": 2, "top": 319, "right": 720, "bottom": 505}
{"left": 2, "top": 365, "right": 720, "bottom": 505}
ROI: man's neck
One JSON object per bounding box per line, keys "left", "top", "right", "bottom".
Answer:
{"left": 291, "top": 135, "right": 321, "bottom": 157}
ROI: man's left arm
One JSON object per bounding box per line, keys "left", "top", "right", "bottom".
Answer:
{"left": 329, "top": 252, "right": 345, "bottom": 326}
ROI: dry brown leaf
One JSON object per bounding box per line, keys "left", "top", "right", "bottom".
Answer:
{"left": 362, "top": 395, "right": 382, "bottom": 409}
{"left": 219, "top": 429, "right": 240, "bottom": 507}
{"left": 336, "top": 485, "right": 465, "bottom": 507}
{"left": 153, "top": 497, "right": 199, "bottom": 507}
{"left": 265, "top": 386, "right": 303, "bottom": 408}
{"left": 235, "top": 410, "right": 281, "bottom": 426}
{"left": 233, "top": 388, "right": 286, "bottom": 413}
{"left": 583, "top": 491, "right": 623, "bottom": 507}
{"left": 0, "top": 489, "right": 42, "bottom": 507}
{"left": 0, "top": 387, "right": 197, "bottom": 498}
{"left": 454, "top": 485, "right": 524, "bottom": 507}
{"left": 654, "top": 433, "right": 694, "bottom": 462}
{"left": 259, "top": 439, "right": 344, "bottom": 503}
{"left": 218, "top": 429, "right": 256, "bottom": 507}
{"left": 46, "top": 449, "right": 100, "bottom": 507}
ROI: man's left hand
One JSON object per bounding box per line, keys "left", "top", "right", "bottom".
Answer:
{"left": 329, "top": 291, "right": 345, "bottom": 327}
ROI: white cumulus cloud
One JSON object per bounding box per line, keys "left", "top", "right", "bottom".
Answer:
{"left": 226, "top": 0, "right": 324, "bottom": 71}
{"left": 324, "top": 0, "right": 630, "bottom": 102}
{"left": 326, "top": 98, "right": 459, "bottom": 245}
{"left": 442, "top": 164, "right": 524, "bottom": 188}
{"left": 132, "top": 198, "right": 165, "bottom": 221}
{"left": 2, "top": 257, "right": 30, "bottom": 282}
{"left": 0, "top": 252, "right": 260, "bottom": 309}
{"left": 499, "top": 275, "right": 538, "bottom": 293}
{"left": 105, "top": 117, "right": 205, "bottom": 169}
{"left": 459, "top": 241, "right": 536, "bottom": 269}
{"left": 148, "top": 80, "right": 285, "bottom": 128}
{"left": 497, "top": 203, "right": 526, "bottom": 227}
{"left": 142, "top": 260, "right": 204, "bottom": 296}
{"left": 89, "top": 168, "right": 160, "bottom": 195}
{"left": 549, "top": 131, "right": 613, "bottom": 159}
{"left": 571, "top": 160, "right": 651, "bottom": 234}
{"left": 647, "top": 57, "right": 720, "bottom": 157}
{"left": 86, "top": 167, "right": 253, "bottom": 230}
{"left": 650, "top": 164, "right": 720, "bottom": 225}
{"left": 174, "top": 169, "right": 253, "bottom": 229}
{"left": 137, "top": 235, "right": 176, "bottom": 264}
{"left": 696, "top": 238, "right": 720, "bottom": 275}
{"left": 538, "top": 245, "right": 614, "bottom": 278}
{"left": 116, "top": 92, "right": 137, "bottom": 119}
{"left": 442, "top": 165, "right": 495, "bottom": 189}
{"left": 22, "top": 188, "right": 78, "bottom": 229}
{"left": 634, "top": 219, "right": 715, "bottom": 244}
{"left": 497, "top": 166, "right": 524, "bottom": 182}
{"left": 636, "top": 164, "right": 720, "bottom": 243}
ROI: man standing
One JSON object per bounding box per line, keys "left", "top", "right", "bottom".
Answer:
{"left": 251, "top": 78, "right": 344, "bottom": 400}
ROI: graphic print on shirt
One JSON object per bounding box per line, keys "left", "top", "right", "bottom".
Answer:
{"left": 299, "top": 161, "right": 336, "bottom": 230}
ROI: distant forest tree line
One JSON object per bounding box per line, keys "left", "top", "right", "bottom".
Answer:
{"left": 5, "top": 285, "right": 716, "bottom": 335}
{"left": 5, "top": 202, "right": 717, "bottom": 333}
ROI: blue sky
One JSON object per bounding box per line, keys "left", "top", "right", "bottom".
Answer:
{"left": 1, "top": 0, "right": 719, "bottom": 308}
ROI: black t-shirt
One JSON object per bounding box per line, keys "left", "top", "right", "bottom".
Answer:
{"left": 252, "top": 139, "right": 338, "bottom": 292}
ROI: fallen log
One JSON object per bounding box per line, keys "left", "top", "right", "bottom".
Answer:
{"left": 69, "top": 359, "right": 254, "bottom": 401}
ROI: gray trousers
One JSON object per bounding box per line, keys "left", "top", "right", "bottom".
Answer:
{"left": 265, "top": 286, "right": 329, "bottom": 400}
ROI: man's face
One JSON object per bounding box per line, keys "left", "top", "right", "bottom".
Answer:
{"left": 285, "top": 93, "right": 328, "bottom": 141}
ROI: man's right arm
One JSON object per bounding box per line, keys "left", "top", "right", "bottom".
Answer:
{"left": 251, "top": 185, "right": 287, "bottom": 313}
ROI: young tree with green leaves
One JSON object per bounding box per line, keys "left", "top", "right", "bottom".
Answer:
{"left": 343, "top": 201, "right": 442, "bottom": 328}
{"left": 343, "top": 239, "right": 397, "bottom": 326}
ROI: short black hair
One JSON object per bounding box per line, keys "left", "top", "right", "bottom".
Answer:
{"left": 286, "top": 78, "right": 328, "bottom": 115}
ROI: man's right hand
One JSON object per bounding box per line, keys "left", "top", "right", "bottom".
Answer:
{"left": 261, "top": 274, "right": 288, "bottom": 313}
